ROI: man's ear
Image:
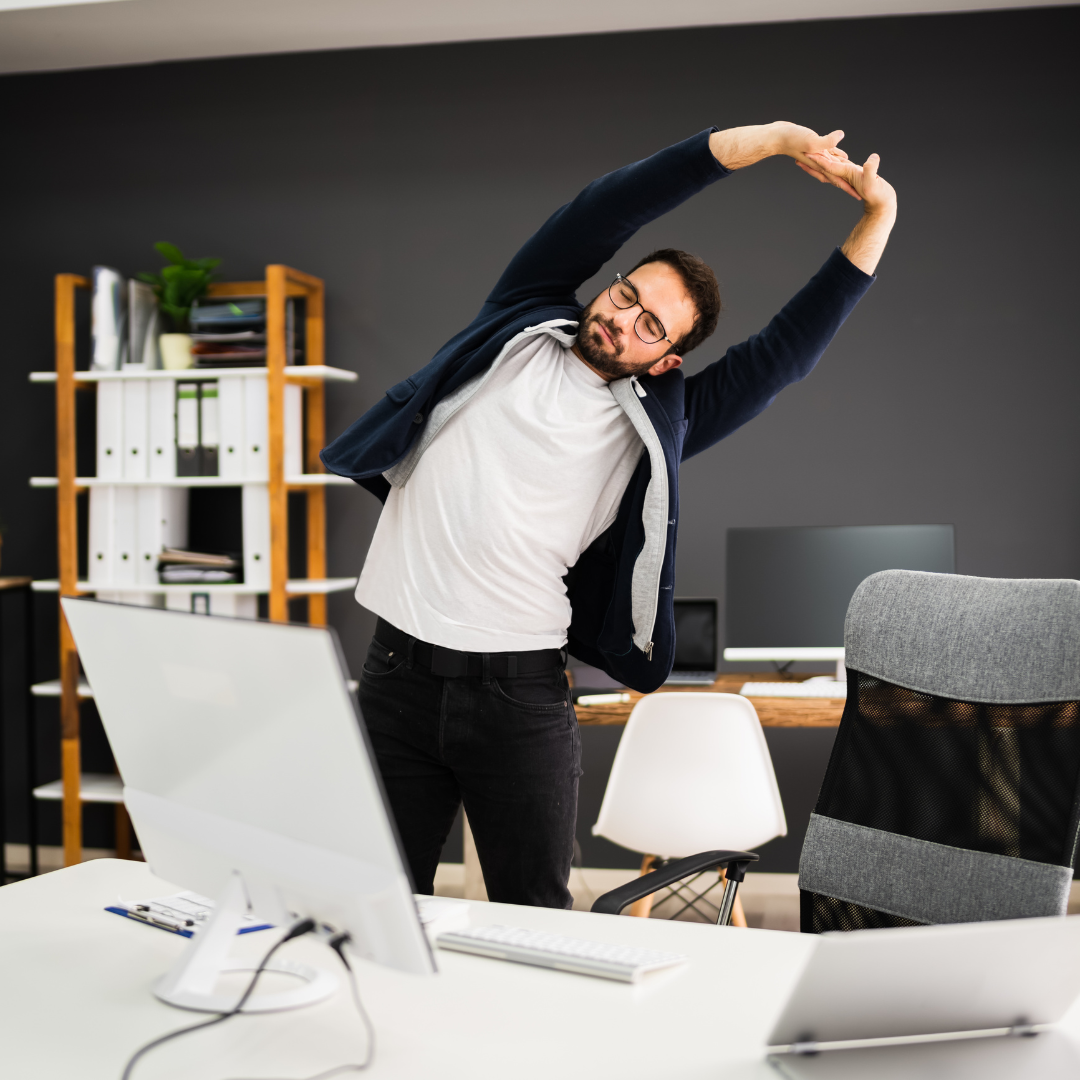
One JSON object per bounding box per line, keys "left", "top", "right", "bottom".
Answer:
{"left": 646, "top": 353, "right": 683, "bottom": 377}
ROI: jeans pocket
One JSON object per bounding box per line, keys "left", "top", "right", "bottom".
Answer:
{"left": 491, "top": 669, "right": 568, "bottom": 711}
{"left": 361, "top": 637, "right": 406, "bottom": 678}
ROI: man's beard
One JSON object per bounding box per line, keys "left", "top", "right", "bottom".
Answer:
{"left": 574, "top": 306, "right": 656, "bottom": 379}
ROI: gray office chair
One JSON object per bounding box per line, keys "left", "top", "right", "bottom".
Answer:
{"left": 593, "top": 570, "right": 1080, "bottom": 931}
{"left": 801, "top": 569, "right": 1080, "bottom": 932}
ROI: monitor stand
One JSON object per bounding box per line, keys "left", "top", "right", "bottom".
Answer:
{"left": 153, "top": 872, "right": 338, "bottom": 1013}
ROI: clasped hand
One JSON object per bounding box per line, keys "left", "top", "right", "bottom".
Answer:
{"left": 769, "top": 120, "right": 896, "bottom": 216}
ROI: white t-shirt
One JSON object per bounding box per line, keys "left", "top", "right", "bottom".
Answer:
{"left": 356, "top": 332, "right": 642, "bottom": 651}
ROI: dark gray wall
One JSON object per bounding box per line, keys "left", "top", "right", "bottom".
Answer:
{"left": 2, "top": 7, "right": 1078, "bottom": 860}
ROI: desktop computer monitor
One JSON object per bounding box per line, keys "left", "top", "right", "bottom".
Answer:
{"left": 725, "top": 525, "right": 955, "bottom": 664}
{"left": 61, "top": 597, "right": 435, "bottom": 1013}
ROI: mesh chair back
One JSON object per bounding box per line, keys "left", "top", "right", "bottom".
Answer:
{"left": 592, "top": 692, "right": 786, "bottom": 859}
{"left": 800, "top": 570, "right": 1080, "bottom": 932}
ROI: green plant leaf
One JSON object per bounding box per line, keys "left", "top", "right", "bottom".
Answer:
{"left": 154, "top": 241, "right": 186, "bottom": 265}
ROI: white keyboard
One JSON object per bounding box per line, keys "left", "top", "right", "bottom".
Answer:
{"left": 436, "top": 925, "right": 688, "bottom": 982}
{"left": 740, "top": 679, "right": 848, "bottom": 698}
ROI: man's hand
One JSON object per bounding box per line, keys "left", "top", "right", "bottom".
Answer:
{"left": 709, "top": 121, "right": 849, "bottom": 180}
{"left": 799, "top": 149, "right": 897, "bottom": 214}
{"left": 802, "top": 151, "right": 898, "bottom": 275}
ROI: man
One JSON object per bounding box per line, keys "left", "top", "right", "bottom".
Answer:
{"left": 322, "top": 121, "right": 897, "bottom": 908}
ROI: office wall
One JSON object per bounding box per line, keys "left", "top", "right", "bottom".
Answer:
{"left": 2, "top": 6, "right": 1077, "bottom": 859}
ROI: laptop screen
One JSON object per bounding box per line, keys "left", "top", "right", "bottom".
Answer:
{"left": 671, "top": 598, "right": 718, "bottom": 672}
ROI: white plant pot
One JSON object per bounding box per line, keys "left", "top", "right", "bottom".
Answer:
{"left": 160, "top": 333, "right": 194, "bottom": 371}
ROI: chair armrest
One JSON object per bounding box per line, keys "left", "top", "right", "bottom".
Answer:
{"left": 590, "top": 850, "right": 759, "bottom": 915}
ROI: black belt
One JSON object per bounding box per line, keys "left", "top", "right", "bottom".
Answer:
{"left": 375, "top": 618, "right": 565, "bottom": 679}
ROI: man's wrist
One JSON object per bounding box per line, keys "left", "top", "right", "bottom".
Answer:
{"left": 709, "top": 125, "right": 778, "bottom": 170}
{"left": 862, "top": 202, "right": 898, "bottom": 227}
{"left": 761, "top": 121, "right": 785, "bottom": 158}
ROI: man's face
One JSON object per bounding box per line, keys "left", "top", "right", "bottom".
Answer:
{"left": 572, "top": 261, "right": 697, "bottom": 380}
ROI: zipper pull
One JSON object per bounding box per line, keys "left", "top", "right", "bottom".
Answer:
{"left": 643, "top": 641, "right": 654, "bottom": 660}
{"left": 632, "top": 376, "right": 647, "bottom": 399}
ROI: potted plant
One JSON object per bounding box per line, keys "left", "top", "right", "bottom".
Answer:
{"left": 137, "top": 243, "right": 221, "bottom": 369}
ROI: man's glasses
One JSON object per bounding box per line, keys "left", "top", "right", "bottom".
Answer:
{"left": 608, "top": 274, "right": 670, "bottom": 345}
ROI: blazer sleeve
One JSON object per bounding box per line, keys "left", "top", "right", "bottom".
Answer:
{"left": 681, "top": 248, "right": 875, "bottom": 461}
{"left": 483, "top": 129, "right": 731, "bottom": 310}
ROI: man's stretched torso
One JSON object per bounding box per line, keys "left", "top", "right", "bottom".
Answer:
{"left": 358, "top": 330, "right": 643, "bottom": 651}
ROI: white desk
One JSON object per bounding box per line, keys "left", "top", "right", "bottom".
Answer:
{"left": 1, "top": 859, "right": 814, "bottom": 1080}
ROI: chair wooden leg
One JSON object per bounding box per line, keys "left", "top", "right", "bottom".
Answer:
{"left": 628, "top": 855, "right": 657, "bottom": 918}
{"left": 114, "top": 804, "right": 132, "bottom": 860}
{"left": 732, "top": 892, "right": 748, "bottom": 928}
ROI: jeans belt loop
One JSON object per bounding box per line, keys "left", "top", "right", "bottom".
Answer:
{"left": 507, "top": 654, "right": 518, "bottom": 679}
{"left": 482, "top": 653, "right": 490, "bottom": 685}
{"left": 406, "top": 636, "right": 416, "bottom": 668}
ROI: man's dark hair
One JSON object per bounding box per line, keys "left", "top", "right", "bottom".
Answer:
{"left": 627, "top": 248, "right": 720, "bottom": 355}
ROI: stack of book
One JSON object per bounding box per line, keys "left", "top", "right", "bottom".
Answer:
{"left": 91, "top": 266, "right": 162, "bottom": 371}
{"left": 189, "top": 298, "right": 302, "bottom": 368}
{"left": 158, "top": 548, "right": 242, "bottom": 585}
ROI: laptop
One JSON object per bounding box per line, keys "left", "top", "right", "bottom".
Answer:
{"left": 767, "top": 915, "right": 1080, "bottom": 1077}
{"left": 663, "top": 597, "right": 718, "bottom": 686}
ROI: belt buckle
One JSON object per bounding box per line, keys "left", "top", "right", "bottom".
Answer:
{"left": 430, "top": 645, "right": 469, "bottom": 678}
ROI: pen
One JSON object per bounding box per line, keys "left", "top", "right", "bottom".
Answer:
{"left": 114, "top": 902, "right": 194, "bottom": 931}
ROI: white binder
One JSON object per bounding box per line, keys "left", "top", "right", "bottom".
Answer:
{"left": 88, "top": 486, "right": 116, "bottom": 585}
{"left": 243, "top": 375, "right": 268, "bottom": 481}
{"left": 176, "top": 382, "right": 199, "bottom": 450}
{"left": 176, "top": 381, "right": 200, "bottom": 475}
{"left": 96, "top": 381, "right": 124, "bottom": 480}
{"left": 218, "top": 376, "right": 246, "bottom": 480}
{"left": 112, "top": 486, "right": 139, "bottom": 586}
{"left": 136, "top": 487, "right": 189, "bottom": 586}
{"left": 242, "top": 483, "right": 271, "bottom": 591}
{"left": 148, "top": 380, "right": 176, "bottom": 480}
{"left": 284, "top": 382, "right": 303, "bottom": 478}
{"left": 122, "top": 378, "right": 150, "bottom": 480}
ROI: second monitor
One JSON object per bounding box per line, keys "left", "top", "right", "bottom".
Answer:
{"left": 726, "top": 524, "right": 955, "bottom": 656}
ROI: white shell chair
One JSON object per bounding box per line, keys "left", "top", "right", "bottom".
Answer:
{"left": 591, "top": 693, "right": 787, "bottom": 924}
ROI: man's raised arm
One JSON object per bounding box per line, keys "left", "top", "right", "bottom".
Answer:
{"left": 484, "top": 123, "right": 854, "bottom": 311}
{"left": 680, "top": 146, "right": 897, "bottom": 459}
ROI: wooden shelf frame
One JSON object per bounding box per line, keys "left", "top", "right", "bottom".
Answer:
{"left": 47, "top": 266, "right": 343, "bottom": 866}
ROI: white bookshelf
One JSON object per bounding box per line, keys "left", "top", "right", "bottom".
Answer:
{"left": 33, "top": 774, "right": 123, "bottom": 805}
{"left": 30, "top": 577, "right": 357, "bottom": 595}
{"left": 37, "top": 266, "right": 357, "bottom": 866}
{"left": 28, "top": 363, "right": 358, "bottom": 383}
{"left": 29, "top": 474, "right": 354, "bottom": 488}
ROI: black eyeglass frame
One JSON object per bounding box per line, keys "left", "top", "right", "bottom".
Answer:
{"left": 608, "top": 274, "right": 674, "bottom": 347}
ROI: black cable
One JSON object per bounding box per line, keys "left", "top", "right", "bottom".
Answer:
{"left": 226, "top": 931, "right": 376, "bottom": 1080}
{"left": 119, "top": 917, "right": 316, "bottom": 1080}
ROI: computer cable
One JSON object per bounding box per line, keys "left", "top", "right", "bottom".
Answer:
{"left": 119, "top": 916, "right": 317, "bottom": 1080}
{"left": 225, "top": 931, "right": 376, "bottom": 1080}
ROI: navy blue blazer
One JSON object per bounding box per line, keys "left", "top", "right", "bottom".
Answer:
{"left": 321, "top": 128, "right": 874, "bottom": 692}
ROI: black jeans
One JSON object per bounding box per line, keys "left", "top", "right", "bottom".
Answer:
{"left": 359, "top": 634, "right": 582, "bottom": 909}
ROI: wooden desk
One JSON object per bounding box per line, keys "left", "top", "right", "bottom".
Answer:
{"left": 573, "top": 672, "right": 845, "bottom": 728}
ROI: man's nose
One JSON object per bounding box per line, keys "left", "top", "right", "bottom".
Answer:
{"left": 610, "top": 308, "right": 637, "bottom": 337}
